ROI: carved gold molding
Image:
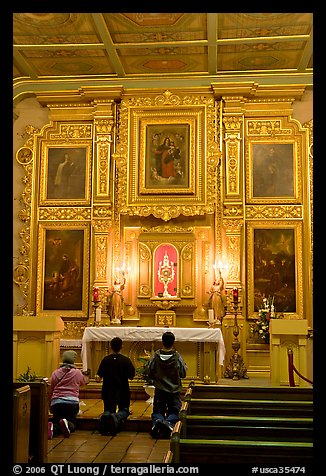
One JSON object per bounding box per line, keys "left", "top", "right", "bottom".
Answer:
{"left": 223, "top": 204, "right": 243, "bottom": 218}
{"left": 39, "top": 207, "right": 91, "bottom": 221}
{"left": 114, "top": 90, "right": 221, "bottom": 221}
{"left": 48, "top": 123, "right": 92, "bottom": 140}
{"left": 94, "top": 118, "right": 114, "bottom": 197}
{"left": 245, "top": 205, "right": 302, "bottom": 219}
{"left": 14, "top": 125, "right": 40, "bottom": 311}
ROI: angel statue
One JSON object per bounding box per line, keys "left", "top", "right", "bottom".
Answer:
{"left": 208, "top": 270, "right": 226, "bottom": 324}
{"left": 106, "top": 275, "right": 126, "bottom": 323}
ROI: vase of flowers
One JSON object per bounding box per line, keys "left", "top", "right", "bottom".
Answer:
{"left": 136, "top": 357, "right": 155, "bottom": 404}
{"left": 252, "top": 296, "right": 284, "bottom": 343}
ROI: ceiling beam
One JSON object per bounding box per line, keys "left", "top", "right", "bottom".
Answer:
{"left": 207, "top": 13, "right": 217, "bottom": 75}
{"left": 13, "top": 50, "right": 39, "bottom": 79}
{"left": 91, "top": 13, "right": 125, "bottom": 77}
{"left": 297, "top": 27, "right": 313, "bottom": 71}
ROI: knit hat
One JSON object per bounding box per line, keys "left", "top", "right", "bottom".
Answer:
{"left": 62, "top": 350, "right": 77, "bottom": 364}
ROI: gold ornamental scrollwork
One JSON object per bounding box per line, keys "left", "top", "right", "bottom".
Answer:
{"left": 245, "top": 205, "right": 302, "bottom": 219}
{"left": 223, "top": 204, "right": 243, "bottom": 218}
{"left": 39, "top": 207, "right": 91, "bottom": 221}
{"left": 92, "top": 219, "right": 113, "bottom": 233}
{"left": 14, "top": 125, "right": 40, "bottom": 309}
{"left": 223, "top": 116, "right": 243, "bottom": 197}
{"left": 94, "top": 118, "right": 114, "bottom": 197}
{"left": 223, "top": 218, "right": 243, "bottom": 234}
{"left": 142, "top": 225, "right": 194, "bottom": 234}
{"left": 247, "top": 119, "right": 291, "bottom": 137}
{"left": 154, "top": 90, "right": 181, "bottom": 106}
{"left": 92, "top": 206, "right": 112, "bottom": 219}
{"left": 49, "top": 123, "right": 92, "bottom": 140}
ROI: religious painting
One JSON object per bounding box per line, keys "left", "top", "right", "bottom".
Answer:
{"left": 40, "top": 144, "right": 91, "bottom": 205}
{"left": 247, "top": 221, "right": 303, "bottom": 320}
{"left": 247, "top": 142, "right": 299, "bottom": 203}
{"left": 144, "top": 124, "right": 190, "bottom": 191}
{"left": 125, "top": 96, "right": 212, "bottom": 220}
{"left": 36, "top": 224, "right": 90, "bottom": 316}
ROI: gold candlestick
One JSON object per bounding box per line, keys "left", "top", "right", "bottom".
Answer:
{"left": 224, "top": 292, "right": 248, "bottom": 380}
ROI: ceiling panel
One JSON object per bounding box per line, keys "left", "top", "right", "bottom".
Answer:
{"left": 13, "top": 12, "right": 313, "bottom": 83}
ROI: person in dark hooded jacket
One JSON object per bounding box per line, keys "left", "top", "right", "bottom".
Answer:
{"left": 148, "top": 331, "right": 187, "bottom": 439}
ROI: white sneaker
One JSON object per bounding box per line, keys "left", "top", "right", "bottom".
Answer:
{"left": 59, "top": 418, "right": 70, "bottom": 438}
{"left": 48, "top": 422, "right": 53, "bottom": 440}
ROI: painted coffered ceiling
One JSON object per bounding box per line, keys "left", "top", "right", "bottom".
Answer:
{"left": 13, "top": 12, "right": 313, "bottom": 101}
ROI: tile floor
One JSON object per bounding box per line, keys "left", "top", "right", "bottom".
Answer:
{"left": 47, "top": 430, "right": 170, "bottom": 463}
{"left": 47, "top": 397, "right": 169, "bottom": 463}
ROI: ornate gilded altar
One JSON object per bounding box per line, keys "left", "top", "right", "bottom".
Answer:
{"left": 13, "top": 86, "right": 313, "bottom": 380}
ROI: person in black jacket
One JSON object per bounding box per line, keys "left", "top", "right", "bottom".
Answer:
{"left": 96, "top": 337, "right": 135, "bottom": 435}
{"left": 148, "top": 331, "right": 188, "bottom": 439}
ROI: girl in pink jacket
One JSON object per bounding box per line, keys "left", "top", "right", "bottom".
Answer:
{"left": 48, "top": 350, "right": 89, "bottom": 438}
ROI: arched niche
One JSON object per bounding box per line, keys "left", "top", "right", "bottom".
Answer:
{"left": 153, "top": 244, "right": 178, "bottom": 298}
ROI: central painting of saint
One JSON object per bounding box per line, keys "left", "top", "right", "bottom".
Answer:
{"left": 145, "top": 124, "right": 190, "bottom": 190}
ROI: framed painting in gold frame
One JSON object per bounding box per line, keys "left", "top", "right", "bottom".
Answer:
{"left": 142, "top": 123, "right": 191, "bottom": 193}
{"left": 126, "top": 106, "right": 207, "bottom": 208}
{"left": 246, "top": 220, "right": 303, "bottom": 320}
{"left": 39, "top": 143, "right": 92, "bottom": 206}
{"left": 246, "top": 141, "right": 301, "bottom": 204}
{"left": 36, "top": 223, "right": 90, "bottom": 317}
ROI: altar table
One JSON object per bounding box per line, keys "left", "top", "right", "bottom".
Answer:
{"left": 81, "top": 326, "right": 226, "bottom": 383}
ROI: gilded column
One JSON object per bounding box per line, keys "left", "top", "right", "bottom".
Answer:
{"left": 92, "top": 102, "right": 116, "bottom": 310}
{"left": 222, "top": 99, "right": 245, "bottom": 368}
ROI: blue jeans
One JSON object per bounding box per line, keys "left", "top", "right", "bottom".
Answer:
{"left": 151, "top": 388, "right": 182, "bottom": 426}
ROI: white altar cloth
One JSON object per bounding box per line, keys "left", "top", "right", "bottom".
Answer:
{"left": 81, "top": 326, "right": 225, "bottom": 371}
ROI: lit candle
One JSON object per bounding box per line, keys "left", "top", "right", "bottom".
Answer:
{"left": 95, "top": 307, "right": 101, "bottom": 322}
{"left": 233, "top": 287, "right": 238, "bottom": 303}
{"left": 93, "top": 287, "right": 99, "bottom": 301}
{"left": 208, "top": 309, "right": 215, "bottom": 323}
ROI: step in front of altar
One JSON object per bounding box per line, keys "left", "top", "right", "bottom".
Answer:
{"left": 49, "top": 396, "right": 153, "bottom": 432}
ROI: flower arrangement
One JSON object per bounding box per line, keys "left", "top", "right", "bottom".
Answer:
{"left": 252, "top": 296, "right": 284, "bottom": 342}
{"left": 135, "top": 357, "right": 154, "bottom": 385}
{"left": 17, "top": 366, "right": 41, "bottom": 382}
